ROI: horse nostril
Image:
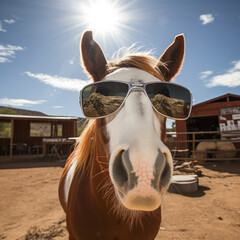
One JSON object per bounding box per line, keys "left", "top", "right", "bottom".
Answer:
{"left": 152, "top": 151, "right": 171, "bottom": 191}
{"left": 112, "top": 149, "right": 138, "bottom": 192}
{"left": 112, "top": 151, "right": 128, "bottom": 188}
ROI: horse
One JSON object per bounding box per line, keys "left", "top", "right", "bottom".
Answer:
{"left": 59, "top": 30, "right": 191, "bottom": 240}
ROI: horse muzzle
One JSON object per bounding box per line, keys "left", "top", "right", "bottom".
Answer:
{"left": 110, "top": 148, "right": 172, "bottom": 211}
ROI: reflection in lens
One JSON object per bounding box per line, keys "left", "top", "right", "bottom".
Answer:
{"left": 146, "top": 83, "right": 191, "bottom": 119}
{"left": 82, "top": 82, "right": 128, "bottom": 117}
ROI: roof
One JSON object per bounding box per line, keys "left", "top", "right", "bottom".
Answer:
{"left": 193, "top": 93, "right": 240, "bottom": 108}
{"left": 0, "top": 114, "right": 78, "bottom": 121}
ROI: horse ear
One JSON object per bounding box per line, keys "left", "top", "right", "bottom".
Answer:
{"left": 156, "top": 34, "right": 185, "bottom": 82}
{"left": 80, "top": 31, "right": 107, "bottom": 82}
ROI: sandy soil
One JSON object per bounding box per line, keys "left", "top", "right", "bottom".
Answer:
{"left": 0, "top": 161, "right": 239, "bottom": 240}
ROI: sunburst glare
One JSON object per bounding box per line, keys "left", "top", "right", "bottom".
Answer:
{"left": 76, "top": 0, "right": 135, "bottom": 45}
{"left": 44, "top": 0, "right": 142, "bottom": 48}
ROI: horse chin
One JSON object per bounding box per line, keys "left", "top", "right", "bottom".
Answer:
{"left": 116, "top": 187, "right": 162, "bottom": 211}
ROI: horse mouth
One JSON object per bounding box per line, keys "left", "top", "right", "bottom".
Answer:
{"left": 115, "top": 187, "right": 162, "bottom": 211}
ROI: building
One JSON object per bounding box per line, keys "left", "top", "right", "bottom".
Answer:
{"left": 0, "top": 114, "right": 78, "bottom": 162}
{"left": 175, "top": 93, "right": 240, "bottom": 158}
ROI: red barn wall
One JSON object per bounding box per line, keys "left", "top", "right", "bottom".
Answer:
{"left": 190, "top": 101, "right": 240, "bottom": 118}
{"left": 176, "top": 100, "right": 240, "bottom": 133}
{"left": 0, "top": 118, "right": 77, "bottom": 155}
{"left": 175, "top": 99, "right": 240, "bottom": 153}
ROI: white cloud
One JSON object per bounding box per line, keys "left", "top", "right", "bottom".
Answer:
{"left": 0, "top": 57, "right": 9, "bottom": 63}
{"left": 0, "top": 44, "right": 24, "bottom": 63}
{"left": 200, "top": 14, "right": 215, "bottom": 25}
{"left": 52, "top": 105, "right": 63, "bottom": 109}
{"left": 231, "top": 60, "right": 240, "bottom": 71}
{"left": 0, "top": 21, "right": 7, "bottom": 32}
{"left": 4, "top": 19, "right": 15, "bottom": 24}
{"left": 0, "top": 98, "right": 46, "bottom": 107}
{"left": 200, "top": 70, "right": 213, "bottom": 79}
{"left": 205, "top": 60, "right": 240, "bottom": 88}
{"left": 25, "top": 71, "right": 90, "bottom": 91}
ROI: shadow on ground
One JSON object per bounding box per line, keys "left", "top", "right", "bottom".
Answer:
{"left": 199, "top": 161, "right": 240, "bottom": 176}
{"left": 0, "top": 161, "right": 66, "bottom": 170}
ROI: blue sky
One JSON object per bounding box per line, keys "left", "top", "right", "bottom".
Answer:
{"left": 1, "top": 0, "right": 240, "bottom": 123}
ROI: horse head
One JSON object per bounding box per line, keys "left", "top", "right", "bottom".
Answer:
{"left": 80, "top": 31, "right": 185, "bottom": 212}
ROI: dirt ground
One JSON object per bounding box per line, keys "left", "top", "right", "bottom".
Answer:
{"left": 0, "top": 161, "right": 239, "bottom": 240}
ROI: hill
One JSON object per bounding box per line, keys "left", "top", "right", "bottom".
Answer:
{"left": 0, "top": 106, "right": 47, "bottom": 116}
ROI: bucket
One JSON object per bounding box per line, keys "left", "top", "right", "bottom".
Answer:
{"left": 169, "top": 175, "right": 198, "bottom": 194}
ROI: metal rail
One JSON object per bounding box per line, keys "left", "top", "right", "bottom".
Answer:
{"left": 167, "top": 130, "right": 240, "bottom": 161}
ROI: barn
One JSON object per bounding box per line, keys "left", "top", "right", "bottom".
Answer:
{"left": 0, "top": 114, "right": 78, "bottom": 162}
{"left": 174, "top": 93, "right": 240, "bottom": 160}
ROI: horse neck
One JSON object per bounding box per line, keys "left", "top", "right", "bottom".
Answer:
{"left": 67, "top": 121, "right": 162, "bottom": 239}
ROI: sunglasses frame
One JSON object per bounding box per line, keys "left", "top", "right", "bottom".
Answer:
{"left": 79, "top": 80, "right": 192, "bottom": 120}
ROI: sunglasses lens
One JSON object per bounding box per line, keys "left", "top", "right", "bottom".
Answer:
{"left": 146, "top": 83, "right": 191, "bottom": 119}
{"left": 81, "top": 82, "right": 128, "bottom": 117}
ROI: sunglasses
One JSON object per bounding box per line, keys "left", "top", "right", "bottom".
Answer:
{"left": 79, "top": 81, "right": 192, "bottom": 120}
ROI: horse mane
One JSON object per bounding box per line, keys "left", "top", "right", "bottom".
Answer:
{"left": 74, "top": 49, "right": 167, "bottom": 178}
{"left": 74, "top": 119, "right": 109, "bottom": 178}
{"left": 107, "top": 46, "right": 166, "bottom": 81}
{"left": 74, "top": 120, "right": 96, "bottom": 178}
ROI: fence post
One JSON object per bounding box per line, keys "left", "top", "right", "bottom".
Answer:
{"left": 192, "top": 132, "right": 196, "bottom": 162}
{"left": 10, "top": 119, "right": 14, "bottom": 162}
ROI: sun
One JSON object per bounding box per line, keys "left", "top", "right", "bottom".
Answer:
{"left": 80, "top": 0, "right": 125, "bottom": 36}
{"left": 67, "top": 0, "right": 137, "bottom": 46}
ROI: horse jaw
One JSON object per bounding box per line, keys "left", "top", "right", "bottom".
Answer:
{"left": 104, "top": 68, "right": 173, "bottom": 211}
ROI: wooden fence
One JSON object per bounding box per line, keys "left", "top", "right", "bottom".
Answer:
{"left": 167, "top": 130, "right": 240, "bottom": 161}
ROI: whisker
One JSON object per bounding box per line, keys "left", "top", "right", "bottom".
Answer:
{"left": 99, "top": 179, "right": 149, "bottom": 230}
{"left": 96, "top": 177, "right": 109, "bottom": 191}
{"left": 91, "top": 168, "right": 109, "bottom": 179}
{"left": 98, "top": 161, "right": 109, "bottom": 165}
